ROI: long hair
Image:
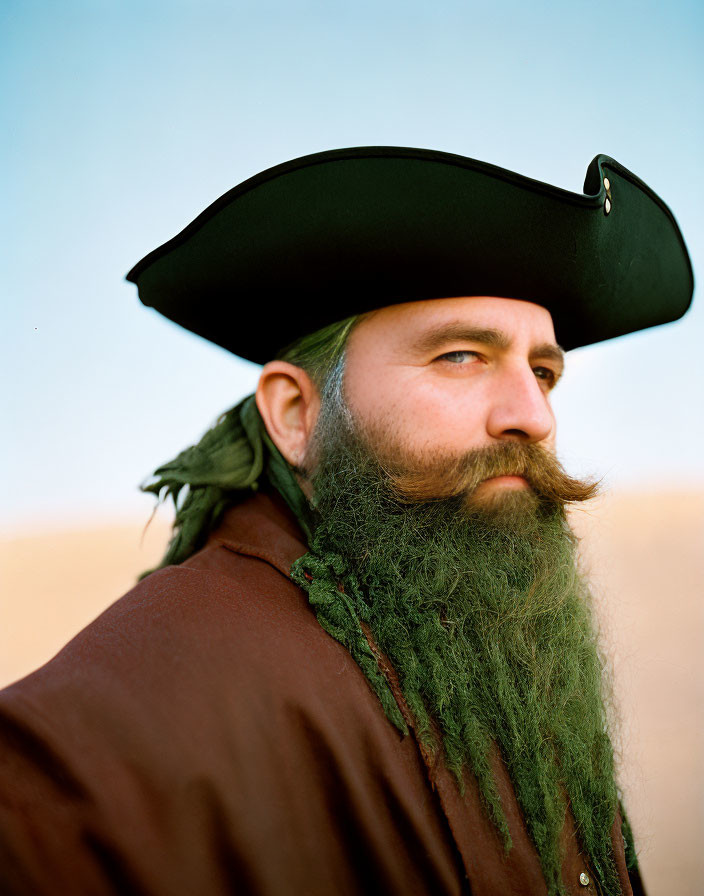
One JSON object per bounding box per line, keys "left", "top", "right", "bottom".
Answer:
{"left": 139, "top": 315, "right": 359, "bottom": 575}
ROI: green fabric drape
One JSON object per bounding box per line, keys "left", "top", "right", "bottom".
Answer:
{"left": 141, "top": 394, "right": 314, "bottom": 572}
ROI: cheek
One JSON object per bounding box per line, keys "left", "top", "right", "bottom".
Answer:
{"left": 542, "top": 425, "right": 558, "bottom": 453}
{"left": 347, "top": 367, "right": 487, "bottom": 454}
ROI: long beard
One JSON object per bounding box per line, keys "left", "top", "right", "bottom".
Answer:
{"left": 297, "top": 397, "right": 622, "bottom": 895}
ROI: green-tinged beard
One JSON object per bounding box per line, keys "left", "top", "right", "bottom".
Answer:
{"left": 294, "top": 404, "right": 624, "bottom": 896}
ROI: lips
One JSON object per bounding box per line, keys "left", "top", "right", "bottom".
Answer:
{"left": 481, "top": 474, "right": 530, "bottom": 487}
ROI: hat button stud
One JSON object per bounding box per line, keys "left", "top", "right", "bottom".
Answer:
{"left": 603, "top": 176, "right": 612, "bottom": 215}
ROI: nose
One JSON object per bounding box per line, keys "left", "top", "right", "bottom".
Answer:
{"left": 485, "top": 364, "right": 554, "bottom": 443}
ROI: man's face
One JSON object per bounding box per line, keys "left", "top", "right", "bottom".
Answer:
{"left": 342, "top": 296, "right": 564, "bottom": 505}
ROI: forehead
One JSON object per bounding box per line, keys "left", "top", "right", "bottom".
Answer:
{"left": 350, "top": 296, "right": 558, "bottom": 353}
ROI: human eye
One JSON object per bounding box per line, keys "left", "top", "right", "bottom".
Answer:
{"left": 533, "top": 366, "right": 558, "bottom": 388}
{"left": 436, "top": 350, "right": 480, "bottom": 364}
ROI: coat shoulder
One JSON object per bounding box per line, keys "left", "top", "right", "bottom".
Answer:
{"left": 1, "top": 548, "right": 341, "bottom": 711}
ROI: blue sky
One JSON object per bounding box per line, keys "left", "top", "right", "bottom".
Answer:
{"left": 3, "top": 0, "right": 703, "bottom": 529}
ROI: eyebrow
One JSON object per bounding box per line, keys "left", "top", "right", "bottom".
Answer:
{"left": 529, "top": 342, "right": 566, "bottom": 372}
{"left": 411, "top": 324, "right": 510, "bottom": 354}
{"left": 410, "top": 323, "right": 565, "bottom": 371}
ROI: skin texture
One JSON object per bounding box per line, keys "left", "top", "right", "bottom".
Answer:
{"left": 257, "top": 296, "right": 565, "bottom": 492}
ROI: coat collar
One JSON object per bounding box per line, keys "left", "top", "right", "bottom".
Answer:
{"left": 206, "top": 488, "right": 309, "bottom": 579}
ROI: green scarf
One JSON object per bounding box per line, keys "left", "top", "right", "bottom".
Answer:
{"left": 142, "top": 395, "right": 312, "bottom": 570}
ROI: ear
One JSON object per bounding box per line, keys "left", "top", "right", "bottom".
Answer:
{"left": 255, "top": 361, "right": 320, "bottom": 468}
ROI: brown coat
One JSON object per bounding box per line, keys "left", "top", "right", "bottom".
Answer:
{"left": 0, "top": 491, "right": 641, "bottom": 895}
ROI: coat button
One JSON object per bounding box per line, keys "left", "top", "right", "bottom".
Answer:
{"left": 579, "top": 871, "right": 590, "bottom": 886}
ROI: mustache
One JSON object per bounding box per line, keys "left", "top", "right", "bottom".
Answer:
{"left": 381, "top": 441, "right": 600, "bottom": 507}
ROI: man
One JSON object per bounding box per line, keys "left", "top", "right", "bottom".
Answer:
{"left": 0, "top": 147, "right": 693, "bottom": 895}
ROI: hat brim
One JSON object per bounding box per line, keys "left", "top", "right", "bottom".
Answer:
{"left": 126, "top": 146, "right": 694, "bottom": 362}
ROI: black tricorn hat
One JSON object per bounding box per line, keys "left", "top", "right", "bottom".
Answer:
{"left": 126, "top": 146, "right": 694, "bottom": 363}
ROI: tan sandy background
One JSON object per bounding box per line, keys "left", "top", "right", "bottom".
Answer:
{"left": 1, "top": 491, "right": 702, "bottom": 895}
